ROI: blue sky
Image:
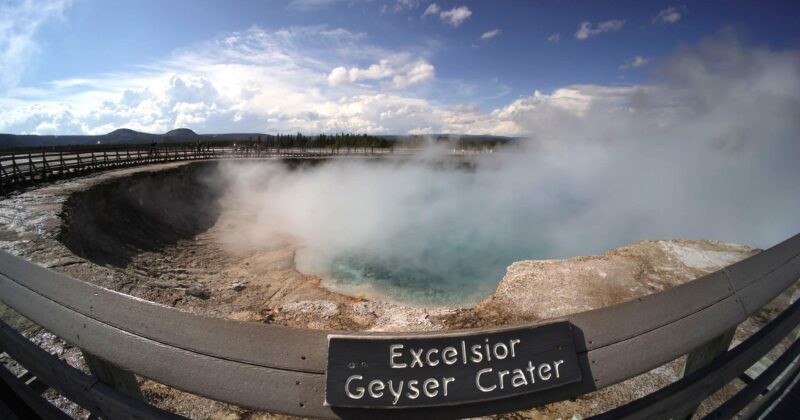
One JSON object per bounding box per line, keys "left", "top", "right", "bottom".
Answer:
{"left": 0, "top": 0, "right": 798, "bottom": 135}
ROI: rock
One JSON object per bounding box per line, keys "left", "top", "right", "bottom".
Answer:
{"left": 480, "top": 240, "right": 759, "bottom": 320}
{"left": 152, "top": 280, "right": 177, "bottom": 289}
{"left": 232, "top": 282, "right": 246, "bottom": 292}
{"left": 185, "top": 287, "right": 210, "bottom": 300}
{"left": 42, "top": 257, "right": 84, "bottom": 268}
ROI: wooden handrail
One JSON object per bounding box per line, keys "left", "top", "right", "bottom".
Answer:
{"left": 589, "top": 297, "right": 800, "bottom": 419}
{"left": 0, "top": 319, "right": 183, "bottom": 419}
{"left": 0, "top": 231, "right": 798, "bottom": 417}
{"left": 0, "top": 145, "right": 355, "bottom": 193}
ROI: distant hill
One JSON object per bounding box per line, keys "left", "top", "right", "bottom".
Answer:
{"left": 0, "top": 129, "right": 518, "bottom": 151}
{"left": 164, "top": 128, "right": 198, "bottom": 137}
{"left": 105, "top": 128, "right": 159, "bottom": 143}
{"left": 0, "top": 128, "right": 179, "bottom": 150}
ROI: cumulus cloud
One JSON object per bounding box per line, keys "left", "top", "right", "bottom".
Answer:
{"left": 327, "top": 58, "right": 435, "bottom": 88}
{"left": 390, "top": 60, "right": 435, "bottom": 88}
{"left": 575, "top": 19, "right": 625, "bottom": 40}
{"left": 440, "top": 5, "right": 472, "bottom": 27}
{"left": 547, "top": 32, "right": 561, "bottom": 43}
{"left": 167, "top": 75, "right": 219, "bottom": 104}
{"left": 619, "top": 55, "right": 649, "bottom": 70}
{"left": 0, "top": 0, "right": 71, "bottom": 91}
{"left": 654, "top": 6, "right": 684, "bottom": 24}
{"left": 479, "top": 29, "right": 500, "bottom": 41}
{"left": 328, "top": 60, "right": 394, "bottom": 85}
{"left": 219, "top": 35, "right": 800, "bottom": 304}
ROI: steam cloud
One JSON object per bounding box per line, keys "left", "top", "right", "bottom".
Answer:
{"left": 219, "top": 34, "right": 800, "bottom": 306}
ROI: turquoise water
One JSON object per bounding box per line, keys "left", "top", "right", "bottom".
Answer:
{"left": 326, "top": 229, "right": 544, "bottom": 307}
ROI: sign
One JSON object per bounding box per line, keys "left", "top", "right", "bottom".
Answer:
{"left": 325, "top": 321, "right": 581, "bottom": 408}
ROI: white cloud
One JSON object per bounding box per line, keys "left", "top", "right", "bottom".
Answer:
{"left": 619, "top": 55, "right": 649, "bottom": 70}
{"left": 654, "top": 6, "right": 683, "bottom": 24}
{"left": 440, "top": 5, "right": 472, "bottom": 27}
{"left": 574, "top": 19, "right": 625, "bottom": 40}
{"left": 167, "top": 75, "right": 219, "bottom": 104}
{"left": 327, "top": 66, "right": 351, "bottom": 86}
{"left": 327, "top": 59, "right": 393, "bottom": 85}
{"left": 422, "top": 3, "right": 440, "bottom": 18}
{"left": 0, "top": 26, "right": 453, "bottom": 136}
{"left": 0, "top": 0, "right": 72, "bottom": 91}
{"left": 479, "top": 29, "right": 501, "bottom": 41}
{"left": 327, "top": 58, "right": 434, "bottom": 88}
{"left": 382, "top": 0, "right": 421, "bottom": 14}
{"left": 391, "top": 60, "right": 435, "bottom": 88}
{"left": 547, "top": 33, "right": 561, "bottom": 43}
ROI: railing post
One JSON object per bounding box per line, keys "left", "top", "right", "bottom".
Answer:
{"left": 41, "top": 151, "right": 50, "bottom": 175}
{"left": 678, "top": 327, "right": 737, "bottom": 418}
{"left": 81, "top": 351, "right": 144, "bottom": 401}
{"left": 27, "top": 154, "right": 37, "bottom": 182}
{"left": 12, "top": 154, "right": 26, "bottom": 182}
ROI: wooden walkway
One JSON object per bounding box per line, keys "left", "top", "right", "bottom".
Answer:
{"left": 0, "top": 145, "right": 390, "bottom": 194}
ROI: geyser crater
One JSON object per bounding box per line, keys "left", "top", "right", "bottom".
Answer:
{"left": 58, "top": 158, "right": 548, "bottom": 308}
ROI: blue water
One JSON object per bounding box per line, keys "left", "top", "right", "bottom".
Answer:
{"left": 326, "top": 231, "right": 545, "bottom": 307}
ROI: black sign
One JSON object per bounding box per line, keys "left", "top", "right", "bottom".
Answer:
{"left": 325, "top": 321, "right": 581, "bottom": 408}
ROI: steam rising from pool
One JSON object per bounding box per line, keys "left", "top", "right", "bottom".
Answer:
{"left": 218, "top": 34, "right": 800, "bottom": 306}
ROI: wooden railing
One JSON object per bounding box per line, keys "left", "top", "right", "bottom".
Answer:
{"left": 0, "top": 145, "right": 393, "bottom": 194}
{"left": 0, "top": 149, "right": 798, "bottom": 418}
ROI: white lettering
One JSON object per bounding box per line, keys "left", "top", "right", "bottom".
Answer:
{"left": 388, "top": 380, "right": 403, "bottom": 405}
{"left": 410, "top": 348, "right": 424, "bottom": 368}
{"left": 538, "top": 363, "right": 552, "bottom": 381}
{"left": 511, "top": 369, "right": 528, "bottom": 387}
{"left": 510, "top": 339, "right": 520, "bottom": 357}
{"left": 553, "top": 360, "right": 564, "bottom": 378}
{"left": 493, "top": 342, "right": 509, "bottom": 359}
{"left": 476, "top": 368, "right": 496, "bottom": 392}
{"left": 345, "top": 375, "right": 364, "bottom": 399}
{"left": 471, "top": 344, "right": 483, "bottom": 363}
{"left": 526, "top": 361, "right": 536, "bottom": 383}
{"left": 442, "top": 347, "right": 458, "bottom": 365}
{"left": 390, "top": 344, "right": 406, "bottom": 368}
{"left": 423, "top": 378, "right": 439, "bottom": 398}
{"left": 368, "top": 380, "right": 385, "bottom": 398}
{"left": 426, "top": 348, "right": 440, "bottom": 366}
{"left": 407, "top": 380, "right": 420, "bottom": 399}
{"left": 443, "top": 377, "right": 455, "bottom": 396}
{"left": 498, "top": 370, "right": 510, "bottom": 389}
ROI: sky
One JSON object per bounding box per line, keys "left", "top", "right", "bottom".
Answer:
{"left": 0, "top": 0, "right": 798, "bottom": 135}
